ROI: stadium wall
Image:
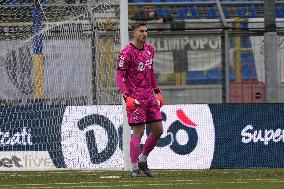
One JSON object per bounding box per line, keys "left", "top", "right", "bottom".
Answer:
{"left": 0, "top": 103, "right": 284, "bottom": 170}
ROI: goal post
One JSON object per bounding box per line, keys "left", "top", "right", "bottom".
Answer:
{"left": 120, "top": 0, "right": 131, "bottom": 172}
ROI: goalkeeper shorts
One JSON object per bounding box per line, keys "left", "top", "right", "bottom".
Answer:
{"left": 127, "top": 95, "right": 162, "bottom": 126}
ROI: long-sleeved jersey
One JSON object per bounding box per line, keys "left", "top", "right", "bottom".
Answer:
{"left": 116, "top": 43, "right": 158, "bottom": 101}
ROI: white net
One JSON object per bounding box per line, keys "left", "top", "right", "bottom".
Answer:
{"left": 0, "top": 0, "right": 124, "bottom": 171}
{"left": 0, "top": 0, "right": 121, "bottom": 106}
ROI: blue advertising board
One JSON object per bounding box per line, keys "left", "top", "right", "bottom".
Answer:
{"left": 1, "top": 103, "right": 284, "bottom": 170}
{"left": 0, "top": 103, "right": 66, "bottom": 168}
{"left": 209, "top": 104, "right": 284, "bottom": 168}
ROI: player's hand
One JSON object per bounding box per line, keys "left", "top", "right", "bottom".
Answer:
{"left": 156, "top": 93, "right": 164, "bottom": 108}
{"left": 154, "top": 88, "right": 164, "bottom": 108}
{"left": 123, "top": 93, "right": 140, "bottom": 111}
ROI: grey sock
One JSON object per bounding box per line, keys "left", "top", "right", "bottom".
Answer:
{"left": 139, "top": 154, "right": 147, "bottom": 162}
{"left": 132, "top": 163, "right": 139, "bottom": 171}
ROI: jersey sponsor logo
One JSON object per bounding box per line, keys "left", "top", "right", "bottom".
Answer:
{"left": 119, "top": 56, "right": 125, "bottom": 67}
{"left": 137, "top": 59, "right": 152, "bottom": 71}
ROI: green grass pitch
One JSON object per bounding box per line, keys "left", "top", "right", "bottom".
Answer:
{"left": 0, "top": 169, "right": 284, "bottom": 189}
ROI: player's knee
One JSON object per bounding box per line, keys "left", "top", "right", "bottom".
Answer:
{"left": 133, "top": 129, "right": 144, "bottom": 138}
{"left": 153, "top": 128, "right": 163, "bottom": 138}
{"left": 138, "top": 130, "right": 145, "bottom": 138}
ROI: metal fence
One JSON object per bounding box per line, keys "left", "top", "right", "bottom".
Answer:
{"left": 129, "top": 1, "right": 284, "bottom": 104}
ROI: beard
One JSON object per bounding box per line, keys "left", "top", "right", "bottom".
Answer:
{"left": 139, "top": 36, "right": 147, "bottom": 43}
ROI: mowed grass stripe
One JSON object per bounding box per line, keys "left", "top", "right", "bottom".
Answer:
{"left": 0, "top": 169, "right": 284, "bottom": 189}
{"left": 1, "top": 178, "right": 284, "bottom": 189}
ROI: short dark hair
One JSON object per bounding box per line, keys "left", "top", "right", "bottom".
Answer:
{"left": 130, "top": 21, "right": 147, "bottom": 31}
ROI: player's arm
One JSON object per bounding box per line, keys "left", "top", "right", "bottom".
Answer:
{"left": 115, "top": 52, "right": 139, "bottom": 110}
{"left": 116, "top": 68, "right": 128, "bottom": 96}
{"left": 150, "top": 57, "right": 164, "bottom": 108}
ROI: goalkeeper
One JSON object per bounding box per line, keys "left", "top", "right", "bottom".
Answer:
{"left": 116, "top": 21, "right": 164, "bottom": 177}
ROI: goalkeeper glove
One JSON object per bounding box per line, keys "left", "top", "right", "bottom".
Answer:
{"left": 154, "top": 88, "right": 164, "bottom": 108}
{"left": 123, "top": 93, "right": 140, "bottom": 111}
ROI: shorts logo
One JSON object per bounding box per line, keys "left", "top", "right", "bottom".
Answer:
{"left": 133, "top": 115, "right": 138, "bottom": 121}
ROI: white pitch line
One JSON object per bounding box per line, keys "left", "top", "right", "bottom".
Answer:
{"left": 0, "top": 170, "right": 109, "bottom": 175}
{"left": 6, "top": 180, "right": 284, "bottom": 189}
{"left": 0, "top": 182, "right": 213, "bottom": 189}
{"left": 0, "top": 171, "right": 101, "bottom": 176}
{"left": 0, "top": 180, "right": 199, "bottom": 188}
{"left": 1, "top": 178, "right": 284, "bottom": 189}
{"left": 99, "top": 176, "right": 121, "bottom": 179}
{"left": 0, "top": 181, "right": 109, "bottom": 188}
{"left": 235, "top": 178, "right": 278, "bottom": 181}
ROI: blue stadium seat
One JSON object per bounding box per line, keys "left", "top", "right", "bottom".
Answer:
{"left": 236, "top": 6, "right": 257, "bottom": 18}
{"left": 176, "top": 7, "right": 187, "bottom": 20}
{"left": 222, "top": 7, "right": 230, "bottom": 18}
{"left": 149, "top": 0, "right": 162, "bottom": 2}
{"left": 5, "top": 0, "right": 28, "bottom": 4}
{"left": 172, "top": 0, "right": 193, "bottom": 2}
{"left": 276, "top": 7, "right": 284, "bottom": 18}
{"left": 155, "top": 6, "right": 171, "bottom": 17}
{"left": 207, "top": 6, "right": 219, "bottom": 19}
{"left": 220, "top": 0, "right": 238, "bottom": 2}
{"left": 5, "top": 0, "right": 17, "bottom": 4}
{"left": 176, "top": 6, "right": 199, "bottom": 19}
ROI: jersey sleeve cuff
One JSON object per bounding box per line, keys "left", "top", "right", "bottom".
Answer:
{"left": 154, "top": 88, "right": 160, "bottom": 94}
